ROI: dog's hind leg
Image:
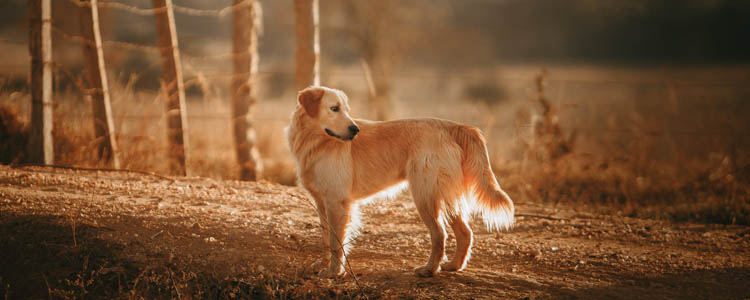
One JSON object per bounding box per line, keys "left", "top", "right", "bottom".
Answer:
{"left": 409, "top": 149, "right": 464, "bottom": 277}
{"left": 409, "top": 170, "right": 448, "bottom": 277}
{"left": 413, "top": 196, "right": 447, "bottom": 277}
{"left": 442, "top": 214, "right": 473, "bottom": 272}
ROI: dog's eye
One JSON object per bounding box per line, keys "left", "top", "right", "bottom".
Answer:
{"left": 330, "top": 106, "right": 340, "bottom": 112}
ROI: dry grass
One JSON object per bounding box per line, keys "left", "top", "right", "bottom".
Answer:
{"left": 491, "top": 70, "right": 749, "bottom": 225}
{"left": 1, "top": 66, "right": 748, "bottom": 225}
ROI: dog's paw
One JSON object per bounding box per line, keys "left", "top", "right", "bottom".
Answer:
{"left": 440, "top": 262, "right": 463, "bottom": 272}
{"left": 414, "top": 265, "right": 439, "bottom": 277}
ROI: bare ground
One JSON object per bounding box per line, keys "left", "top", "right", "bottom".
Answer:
{"left": 0, "top": 165, "right": 748, "bottom": 299}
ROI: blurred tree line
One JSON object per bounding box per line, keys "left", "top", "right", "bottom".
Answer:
{"left": 2, "top": 0, "right": 748, "bottom": 66}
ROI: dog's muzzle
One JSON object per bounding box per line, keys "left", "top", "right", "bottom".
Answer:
{"left": 325, "top": 126, "right": 359, "bottom": 141}
{"left": 325, "top": 128, "right": 338, "bottom": 138}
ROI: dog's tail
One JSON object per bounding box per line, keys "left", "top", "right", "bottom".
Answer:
{"left": 451, "top": 125, "right": 514, "bottom": 231}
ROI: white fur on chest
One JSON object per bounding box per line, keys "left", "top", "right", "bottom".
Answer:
{"left": 301, "top": 148, "right": 353, "bottom": 200}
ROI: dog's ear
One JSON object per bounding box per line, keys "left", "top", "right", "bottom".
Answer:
{"left": 298, "top": 87, "right": 325, "bottom": 118}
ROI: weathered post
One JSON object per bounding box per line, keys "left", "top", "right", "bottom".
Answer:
{"left": 152, "top": 0, "right": 189, "bottom": 176}
{"left": 27, "top": 0, "right": 54, "bottom": 165}
{"left": 79, "top": 0, "right": 120, "bottom": 168}
{"left": 294, "top": 0, "right": 319, "bottom": 90}
{"left": 230, "top": 0, "right": 263, "bottom": 181}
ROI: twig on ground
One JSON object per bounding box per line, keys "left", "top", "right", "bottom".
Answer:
{"left": 515, "top": 213, "right": 566, "bottom": 221}
{"left": 150, "top": 230, "right": 164, "bottom": 239}
{"left": 70, "top": 217, "right": 77, "bottom": 247}
{"left": 167, "top": 268, "right": 183, "bottom": 300}
{"left": 41, "top": 272, "right": 52, "bottom": 300}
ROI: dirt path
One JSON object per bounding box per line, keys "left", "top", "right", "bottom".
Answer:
{"left": 1, "top": 165, "right": 748, "bottom": 299}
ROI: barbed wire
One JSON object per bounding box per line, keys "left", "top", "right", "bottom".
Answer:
{"left": 50, "top": 22, "right": 261, "bottom": 65}
{"left": 93, "top": 0, "right": 166, "bottom": 16}
{"left": 172, "top": 1, "right": 251, "bottom": 18}
{"left": 66, "top": 0, "right": 252, "bottom": 18}
{"left": 45, "top": 19, "right": 750, "bottom": 89}
{"left": 51, "top": 24, "right": 167, "bottom": 54}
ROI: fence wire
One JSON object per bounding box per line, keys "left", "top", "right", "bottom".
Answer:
{"left": 66, "top": 0, "right": 252, "bottom": 18}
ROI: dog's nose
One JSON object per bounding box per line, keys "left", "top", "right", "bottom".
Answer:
{"left": 349, "top": 125, "right": 360, "bottom": 136}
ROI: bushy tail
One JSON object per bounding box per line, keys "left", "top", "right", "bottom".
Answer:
{"left": 451, "top": 125, "right": 515, "bottom": 231}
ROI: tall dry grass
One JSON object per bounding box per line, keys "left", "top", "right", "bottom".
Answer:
{"left": 489, "top": 70, "right": 749, "bottom": 225}
{"left": 0, "top": 74, "right": 298, "bottom": 185}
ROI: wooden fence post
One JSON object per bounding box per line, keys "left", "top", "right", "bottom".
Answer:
{"left": 27, "top": 0, "right": 54, "bottom": 165}
{"left": 231, "top": 0, "right": 263, "bottom": 181}
{"left": 294, "top": 0, "right": 319, "bottom": 90}
{"left": 152, "top": 0, "right": 188, "bottom": 176}
{"left": 79, "top": 0, "right": 120, "bottom": 168}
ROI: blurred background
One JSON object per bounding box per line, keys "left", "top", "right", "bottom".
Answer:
{"left": 1, "top": 0, "right": 749, "bottom": 224}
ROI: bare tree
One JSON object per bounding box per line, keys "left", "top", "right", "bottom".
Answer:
{"left": 152, "top": 0, "right": 189, "bottom": 176}
{"left": 294, "top": 0, "right": 320, "bottom": 91}
{"left": 231, "top": 0, "right": 263, "bottom": 181}
{"left": 79, "top": 0, "right": 120, "bottom": 168}
{"left": 27, "top": 0, "right": 54, "bottom": 165}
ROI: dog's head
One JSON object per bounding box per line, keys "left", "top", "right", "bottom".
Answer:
{"left": 297, "top": 86, "right": 359, "bottom": 141}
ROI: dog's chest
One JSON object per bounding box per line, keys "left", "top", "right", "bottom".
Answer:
{"left": 299, "top": 155, "right": 353, "bottom": 195}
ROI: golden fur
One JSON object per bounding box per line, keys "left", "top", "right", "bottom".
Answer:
{"left": 287, "top": 86, "right": 514, "bottom": 277}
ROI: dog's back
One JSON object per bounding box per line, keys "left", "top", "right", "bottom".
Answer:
{"left": 349, "top": 118, "right": 514, "bottom": 231}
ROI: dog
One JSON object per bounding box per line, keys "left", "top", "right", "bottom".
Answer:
{"left": 286, "top": 86, "right": 514, "bottom": 277}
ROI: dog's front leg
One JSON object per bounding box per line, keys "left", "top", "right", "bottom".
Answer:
{"left": 310, "top": 195, "right": 331, "bottom": 272}
{"left": 319, "top": 199, "right": 353, "bottom": 278}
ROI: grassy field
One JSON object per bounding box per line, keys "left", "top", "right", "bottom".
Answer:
{"left": 1, "top": 64, "right": 749, "bottom": 225}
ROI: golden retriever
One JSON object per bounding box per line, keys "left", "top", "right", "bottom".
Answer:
{"left": 287, "top": 86, "right": 514, "bottom": 277}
